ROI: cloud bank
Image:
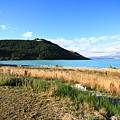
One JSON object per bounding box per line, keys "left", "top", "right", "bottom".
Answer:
{"left": 48, "top": 34, "right": 120, "bottom": 57}
{"left": 22, "top": 31, "right": 33, "bottom": 38}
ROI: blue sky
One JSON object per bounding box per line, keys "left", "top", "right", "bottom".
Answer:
{"left": 0, "top": 0, "right": 120, "bottom": 57}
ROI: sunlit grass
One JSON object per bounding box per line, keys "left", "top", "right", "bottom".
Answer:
{"left": 1, "top": 66, "right": 120, "bottom": 96}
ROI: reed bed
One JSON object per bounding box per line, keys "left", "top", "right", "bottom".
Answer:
{"left": 0, "top": 66, "right": 120, "bottom": 96}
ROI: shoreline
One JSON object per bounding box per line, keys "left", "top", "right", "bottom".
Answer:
{"left": 0, "top": 64, "right": 29, "bottom": 67}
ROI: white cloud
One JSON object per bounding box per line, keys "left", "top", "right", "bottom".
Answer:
{"left": 88, "top": 37, "right": 97, "bottom": 43}
{"left": 48, "top": 34, "right": 120, "bottom": 57}
{"left": 1, "top": 25, "right": 6, "bottom": 30}
{"left": 22, "top": 31, "right": 33, "bottom": 38}
{"left": 104, "top": 42, "right": 120, "bottom": 53}
{"left": 79, "top": 37, "right": 87, "bottom": 41}
{"left": 110, "top": 35, "right": 120, "bottom": 40}
{"left": 89, "top": 37, "right": 96, "bottom": 41}
{"left": 98, "top": 36, "right": 108, "bottom": 40}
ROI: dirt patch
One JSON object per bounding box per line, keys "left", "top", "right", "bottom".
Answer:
{"left": 0, "top": 86, "right": 106, "bottom": 120}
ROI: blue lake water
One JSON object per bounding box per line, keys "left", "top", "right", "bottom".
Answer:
{"left": 0, "top": 59, "right": 120, "bottom": 69}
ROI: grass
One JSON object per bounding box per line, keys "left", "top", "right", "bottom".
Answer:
{"left": 55, "top": 81, "right": 120, "bottom": 117}
{"left": 1, "top": 66, "right": 120, "bottom": 96}
{"left": 0, "top": 73, "right": 120, "bottom": 119}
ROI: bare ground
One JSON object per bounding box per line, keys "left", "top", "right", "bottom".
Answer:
{"left": 0, "top": 86, "right": 106, "bottom": 120}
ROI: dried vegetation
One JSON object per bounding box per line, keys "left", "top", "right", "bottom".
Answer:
{"left": 1, "top": 66, "right": 120, "bottom": 96}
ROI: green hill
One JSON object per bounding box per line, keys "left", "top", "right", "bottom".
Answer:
{"left": 0, "top": 39, "right": 89, "bottom": 60}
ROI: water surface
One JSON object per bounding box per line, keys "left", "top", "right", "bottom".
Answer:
{"left": 0, "top": 59, "right": 120, "bottom": 69}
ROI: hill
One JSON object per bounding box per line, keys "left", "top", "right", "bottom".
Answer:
{"left": 0, "top": 39, "right": 89, "bottom": 60}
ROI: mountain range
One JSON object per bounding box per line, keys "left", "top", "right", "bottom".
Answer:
{"left": 90, "top": 53, "right": 120, "bottom": 59}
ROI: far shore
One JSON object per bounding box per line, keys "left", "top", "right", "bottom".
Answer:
{"left": 0, "top": 63, "right": 29, "bottom": 67}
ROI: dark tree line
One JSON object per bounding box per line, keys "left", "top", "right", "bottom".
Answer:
{"left": 0, "top": 39, "right": 89, "bottom": 60}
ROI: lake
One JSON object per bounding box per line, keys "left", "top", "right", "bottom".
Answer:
{"left": 0, "top": 59, "right": 120, "bottom": 69}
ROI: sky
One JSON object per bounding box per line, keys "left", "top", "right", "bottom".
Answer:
{"left": 0, "top": 0, "right": 120, "bottom": 57}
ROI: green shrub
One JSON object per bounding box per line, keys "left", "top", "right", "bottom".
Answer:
{"left": 108, "top": 65, "right": 117, "bottom": 69}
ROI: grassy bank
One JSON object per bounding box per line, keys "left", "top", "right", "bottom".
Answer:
{"left": 0, "top": 73, "right": 120, "bottom": 119}
{"left": 0, "top": 66, "right": 120, "bottom": 96}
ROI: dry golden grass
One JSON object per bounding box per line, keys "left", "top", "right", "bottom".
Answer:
{"left": 0, "top": 66, "right": 120, "bottom": 96}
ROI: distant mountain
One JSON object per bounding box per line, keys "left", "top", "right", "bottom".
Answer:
{"left": 110, "top": 53, "right": 120, "bottom": 59}
{"left": 90, "top": 53, "right": 120, "bottom": 59}
{"left": 0, "top": 39, "right": 90, "bottom": 60}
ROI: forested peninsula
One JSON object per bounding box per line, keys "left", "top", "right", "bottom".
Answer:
{"left": 0, "top": 39, "right": 89, "bottom": 60}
